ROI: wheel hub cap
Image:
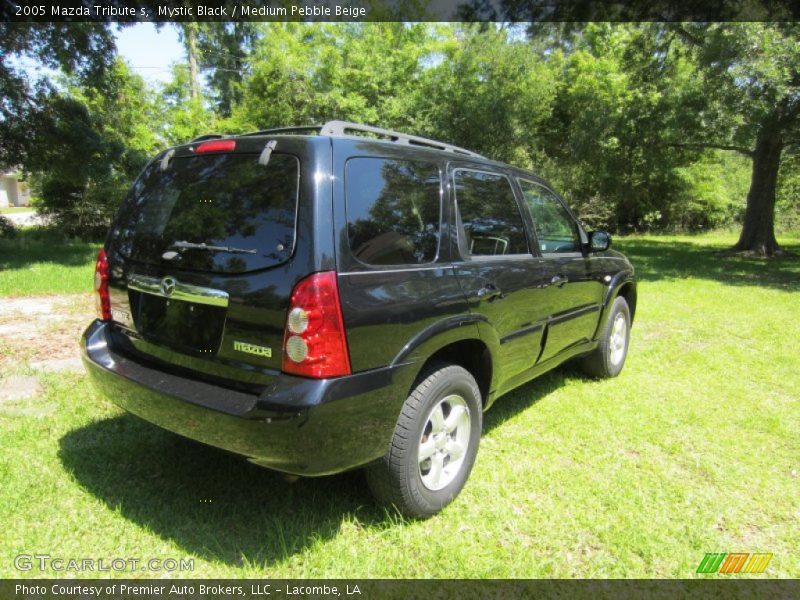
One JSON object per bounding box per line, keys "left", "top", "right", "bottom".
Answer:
{"left": 609, "top": 313, "right": 627, "bottom": 366}
{"left": 418, "top": 394, "right": 471, "bottom": 491}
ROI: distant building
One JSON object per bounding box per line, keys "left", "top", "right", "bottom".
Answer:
{"left": 0, "top": 171, "right": 31, "bottom": 207}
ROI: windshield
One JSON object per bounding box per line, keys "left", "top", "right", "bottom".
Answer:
{"left": 110, "top": 152, "right": 299, "bottom": 274}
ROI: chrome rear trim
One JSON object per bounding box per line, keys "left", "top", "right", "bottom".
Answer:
{"left": 128, "top": 275, "right": 229, "bottom": 308}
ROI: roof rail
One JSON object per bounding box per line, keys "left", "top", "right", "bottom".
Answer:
{"left": 321, "top": 120, "right": 485, "bottom": 159}
{"left": 238, "top": 121, "right": 485, "bottom": 159}
{"left": 240, "top": 125, "right": 323, "bottom": 137}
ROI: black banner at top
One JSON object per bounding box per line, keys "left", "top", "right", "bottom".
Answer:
{"left": 2, "top": 0, "right": 800, "bottom": 22}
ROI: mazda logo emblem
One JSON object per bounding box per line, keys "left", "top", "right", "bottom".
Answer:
{"left": 160, "top": 277, "right": 177, "bottom": 297}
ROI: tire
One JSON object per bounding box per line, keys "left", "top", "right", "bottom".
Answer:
{"left": 581, "top": 296, "right": 631, "bottom": 378}
{"left": 366, "top": 363, "right": 482, "bottom": 518}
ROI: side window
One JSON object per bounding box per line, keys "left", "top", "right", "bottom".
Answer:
{"left": 453, "top": 169, "right": 528, "bottom": 257}
{"left": 346, "top": 158, "right": 441, "bottom": 266}
{"left": 518, "top": 179, "right": 581, "bottom": 254}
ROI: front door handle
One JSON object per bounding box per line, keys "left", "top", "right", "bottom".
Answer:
{"left": 477, "top": 284, "right": 503, "bottom": 301}
{"left": 551, "top": 274, "right": 568, "bottom": 287}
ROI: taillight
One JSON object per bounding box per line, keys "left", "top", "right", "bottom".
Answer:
{"left": 282, "top": 271, "right": 351, "bottom": 379}
{"left": 196, "top": 139, "right": 236, "bottom": 153}
{"left": 94, "top": 249, "right": 111, "bottom": 321}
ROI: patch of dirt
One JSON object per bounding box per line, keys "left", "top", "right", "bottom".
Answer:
{"left": 29, "top": 357, "right": 84, "bottom": 373}
{"left": 0, "top": 294, "right": 93, "bottom": 368}
{"left": 0, "top": 375, "right": 41, "bottom": 401}
{"left": 2, "top": 211, "right": 45, "bottom": 227}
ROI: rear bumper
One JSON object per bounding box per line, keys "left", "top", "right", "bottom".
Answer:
{"left": 81, "top": 320, "right": 415, "bottom": 476}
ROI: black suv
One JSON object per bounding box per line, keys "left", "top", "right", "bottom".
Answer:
{"left": 82, "top": 121, "right": 636, "bottom": 517}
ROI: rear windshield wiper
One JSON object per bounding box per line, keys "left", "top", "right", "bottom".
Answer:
{"left": 170, "top": 240, "right": 257, "bottom": 254}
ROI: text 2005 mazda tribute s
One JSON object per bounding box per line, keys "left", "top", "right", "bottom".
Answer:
{"left": 82, "top": 121, "right": 636, "bottom": 517}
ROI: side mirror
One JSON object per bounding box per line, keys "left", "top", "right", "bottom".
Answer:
{"left": 588, "top": 230, "right": 611, "bottom": 252}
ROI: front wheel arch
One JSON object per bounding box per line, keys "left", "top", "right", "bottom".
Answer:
{"left": 616, "top": 281, "right": 637, "bottom": 324}
{"left": 582, "top": 295, "right": 631, "bottom": 378}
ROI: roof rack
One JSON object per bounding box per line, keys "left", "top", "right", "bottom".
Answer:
{"left": 321, "top": 121, "right": 485, "bottom": 158}
{"left": 239, "top": 121, "right": 486, "bottom": 159}
{"left": 240, "top": 125, "right": 323, "bottom": 137}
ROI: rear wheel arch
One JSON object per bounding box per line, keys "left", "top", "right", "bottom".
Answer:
{"left": 413, "top": 339, "right": 493, "bottom": 409}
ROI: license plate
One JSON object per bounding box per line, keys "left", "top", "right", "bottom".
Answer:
{"left": 111, "top": 308, "right": 131, "bottom": 325}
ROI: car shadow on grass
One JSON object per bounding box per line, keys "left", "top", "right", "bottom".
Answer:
{"left": 58, "top": 365, "right": 581, "bottom": 568}
{"left": 482, "top": 367, "right": 574, "bottom": 434}
{"left": 58, "top": 415, "right": 393, "bottom": 568}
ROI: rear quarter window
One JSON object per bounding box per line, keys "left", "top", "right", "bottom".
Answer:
{"left": 345, "top": 157, "right": 442, "bottom": 266}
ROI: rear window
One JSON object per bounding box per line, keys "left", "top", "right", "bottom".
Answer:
{"left": 345, "top": 157, "right": 441, "bottom": 266}
{"left": 110, "top": 153, "right": 299, "bottom": 274}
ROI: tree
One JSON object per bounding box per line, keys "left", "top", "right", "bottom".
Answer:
{"left": 517, "top": 23, "right": 799, "bottom": 246}
{"left": 672, "top": 23, "right": 800, "bottom": 255}
{"left": 226, "top": 23, "right": 439, "bottom": 131}
{"left": 28, "top": 60, "right": 161, "bottom": 236}
{"left": 195, "top": 23, "right": 259, "bottom": 117}
{"left": 411, "top": 24, "right": 557, "bottom": 165}
{"left": 177, "top": 23, "right": 201, "bottom": 100}
{"left": 156, "top": 63, "right": 217, "bottom": 145}
{"left": 0, "top": 23, "right": 116, "bottom": 169}
{"left": 516, "top": 24, "right": 707, "bottom": 232}
{"left": 484, "top": 15, "right": 798, "bottom": 249}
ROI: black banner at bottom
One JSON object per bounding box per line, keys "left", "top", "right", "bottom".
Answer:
{"left": 2, "top": 579, "right": 800, "bottom": 600}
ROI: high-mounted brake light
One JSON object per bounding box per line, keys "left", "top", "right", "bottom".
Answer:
{"left": 196, "top": 139, "right": 236, "bottom": 154}
{"left": 282, "top": 271, "right": 351, "bottom": 379}
{"left": 94, "top": 249, "right": 111, "bottom": 321}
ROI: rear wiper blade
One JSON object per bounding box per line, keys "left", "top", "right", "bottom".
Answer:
{"left": 170, "top": 240, "right": 257, "bottom": 254}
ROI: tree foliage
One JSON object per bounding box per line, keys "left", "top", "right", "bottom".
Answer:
{"left": 0, "top": 23, "right": 117, "bottom": 169}
{"left": 156, "top": 63, "right": 218, "bottom": 145}
{"left": 2, "top": 22, "right": 798, "bottom": 249}
{"left": 195, "top": 22, "right": 259, "bottom": 117}
{"left": 30, "top": 61, "right": 161, "bottom": 236}
{"left": 664, "top": 23, "right": 800, "bottom": 254}
{"left": 412, "top": 25, "right": 557, "bottom": 166}
{"left": 223, "top": 23, "right": 437, "bottom": 131}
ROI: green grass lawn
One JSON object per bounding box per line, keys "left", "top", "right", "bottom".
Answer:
{"left": 0, "top": 206, "right": 34, "bottom": 214}
{"left": 0, "top": 232, "right": 798, "bottom": 578}
{"left": 0, "top": 230, "right": 98, "bottom": 296}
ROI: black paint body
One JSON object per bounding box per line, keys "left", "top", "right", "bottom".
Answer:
{"left": 82, "top": 134, "right": 636, "bottom": 476}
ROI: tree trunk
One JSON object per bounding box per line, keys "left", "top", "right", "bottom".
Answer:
{"left": 733, "top": 118, "right": 783, "bottom": 256}
{"left": 186, "top": 25, "right": 200, "bottom": 100}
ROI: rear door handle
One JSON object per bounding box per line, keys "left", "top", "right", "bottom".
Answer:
{"left": 551, "top": 274, "right": 568, "bottom": 287}
{"left": 477, "top": 284, "right": 503, "bottom": 301}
